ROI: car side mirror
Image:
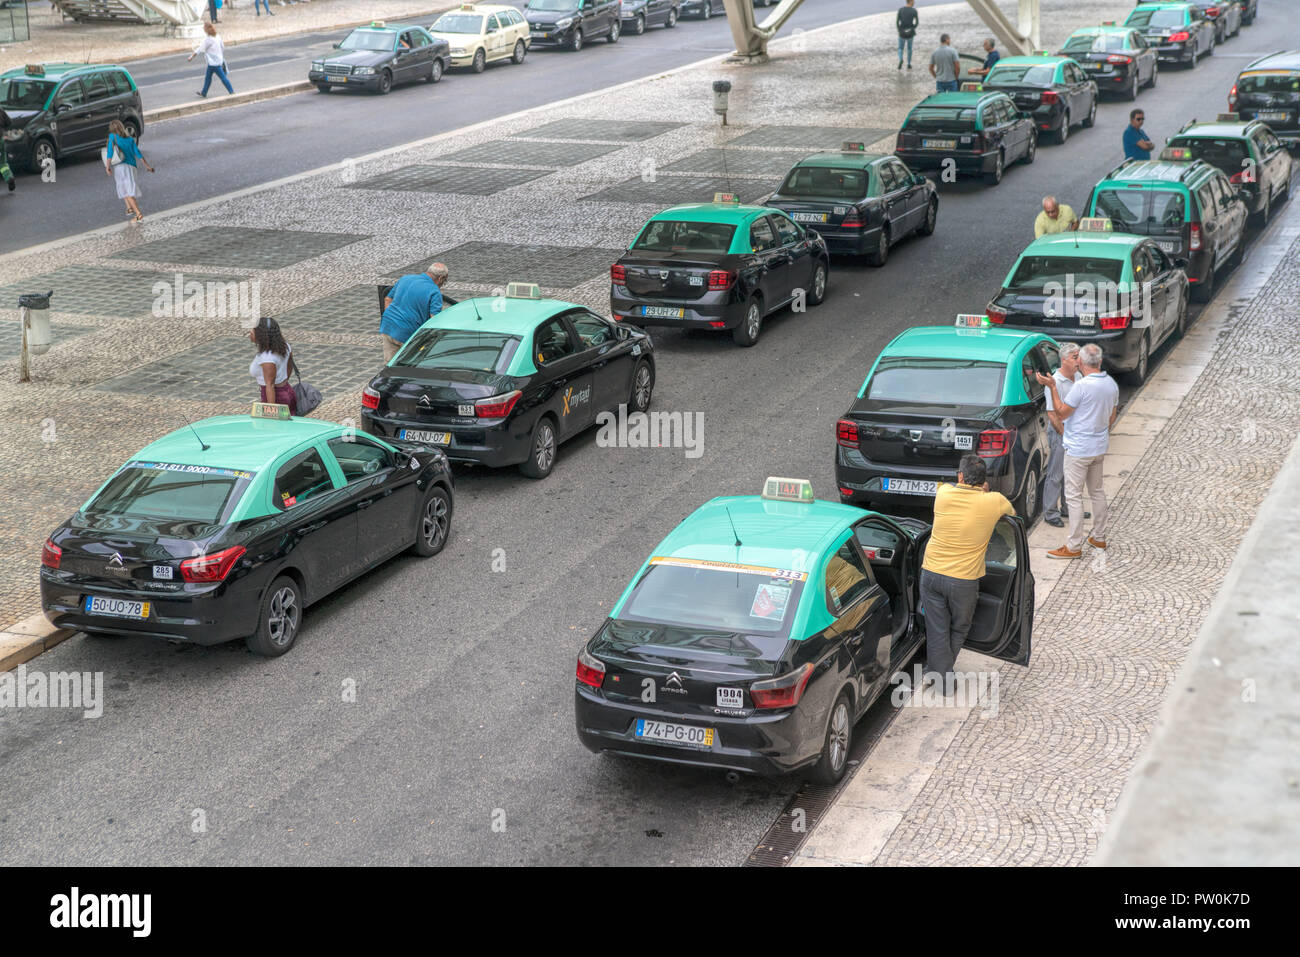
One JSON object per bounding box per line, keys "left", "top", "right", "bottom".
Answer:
{"left": 333, "top": 42, "right": 342, "bottom": 48}
{"left": 54, "top": 102, "right": 70, "bottom": 114}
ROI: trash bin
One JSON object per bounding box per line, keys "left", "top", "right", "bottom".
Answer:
{"left": 19, "top": 290, "right": 52, "bottom": 357}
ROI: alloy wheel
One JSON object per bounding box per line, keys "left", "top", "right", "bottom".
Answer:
{"left": 827, "top": 701, "right": 849, "bottom": 773}
{"left": 422, "top": 494, "right": 449, "bottom": 550}
{"left": 632, "top": 364, "right": 653, "bottom": 410}
{"left": 267, "top": 586, "right": 299, "bottom": 647}
{"left": 535, "top": 422, "right": 556, "bottom": 473}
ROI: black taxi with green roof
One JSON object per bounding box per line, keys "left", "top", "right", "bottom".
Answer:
{"left": 575, "top": 476, "right": 1033, "bottom": 783}
{"left": 763, "top": 142, "right": 938, "bottom": 264}
{"left": 1122, "top": 2, "right": 1216, "bottom": 66}
{"left": 1229, "top": 51, "right": 1300, "bottom": 144}
{"left": 980, "top": 54, "right": 1098, "bottom": 143}
{"left": 894, "top": 89, "right": 1037, "bottom": 186}
{"left": 610, "top": 195, "right": 830, "bottom": 347}
{"left": 1166, "top": 114, "right": 1293, "bottom": 223}
{"left": 362, "top": 283, "right": 655, "bottom": 479}
{"left": 40, "top": 405, "right": 455, "bottom": 657}
{"left": 1057, "top": 23, "right": 1158, "bottom": 100}
{"left": 309, "top": 22, "right": 450, "bottom": 93}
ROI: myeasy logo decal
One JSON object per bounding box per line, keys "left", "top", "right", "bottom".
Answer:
{"left": 49, "top": 888, "right": 151, "bottom": 937}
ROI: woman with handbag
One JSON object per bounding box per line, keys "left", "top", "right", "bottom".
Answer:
{"left": 103, "top": 119, "right": 154, "bottom": 223}
{"left": 249, "top": 317, "right": 298, "bottom": 415}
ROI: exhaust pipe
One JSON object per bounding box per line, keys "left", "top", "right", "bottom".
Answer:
{"left": 724, "top": 771, "right": 741, "bottom": 785}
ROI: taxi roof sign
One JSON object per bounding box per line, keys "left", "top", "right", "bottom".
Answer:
{"left": 959, "top": 81, "right": 982, "bottom": 91}
{"left": 370, "top": 20, "right": 386, "bottom": 27}
{"left": 1160, "top": 145, "right": 1194, "bottom": 161}
{"left": 1216, "top": 112, "right": 1240, "bottom": 122}
{"left": 1078, "top": 217, "right": 1113, "bottom": 232}
{"left": 505, "top": 281, "right": 541, "bottom": 299}
{"left": 761, "top": 477, "right": 815, "bottom": 504}
{"left": 1102, "top": 20, "right": 1115, "bottom": 25}
{"left": 955, "top": 313, "right": 989, "bottom": 328}
{"left": 840, "top": 141, "right": 866, "bottom": 152}
{"left": 25, "top": 64, "right": 44, "bottom": 76}
{"left": 712, "top": 192, "right": 741, "bottom": 204}
{"left": 251, "top": 402, "right": 292, "bottom": 420}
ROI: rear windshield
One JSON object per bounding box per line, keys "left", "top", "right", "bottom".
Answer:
{"left": 1008, "top": 255, "right": 1124, "bottom": 290}
{"left": 1062, "top": 33, "right": 1129, "bottom": 54}
{"left": 1126, "top": 9, "right": 1186, "bottom": 28}
{"left": 633, "top": 219, "right": 736, "bottom": 254}
{"left": 1095, "top": 188, "right": 1188, "bottom": 230}
{"left": 0, "top": 77, "right": 56, "bottom": 110}
{"left": 1167, "top": 136, "right": 1249, "bottom": 172}
{"left": 394, "top": 328, "right": 519, "bottom": 373}
{"left": 904, "top": 107, "right": 977, "bottom": 132}
{"left": 87, "top": 462, "right": 252, "bottom": 524}
{"left": 620, "top": 560, "right": 806, "bottom": 638}
{"left": 778, "top": 165, "right": 869, "bottom": 199}
{"left": 1238, "top": 73, "right": 1300, "bottom": 95}
{"left": 867, "top": 357, "right": 1005, "bottom": 407}
{"left": 986, "top": 63, "right": 1057, "bottom": 86}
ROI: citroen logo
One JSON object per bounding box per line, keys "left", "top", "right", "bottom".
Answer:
{"left": 109, "top": 552, "right": 124, "bottom": 566}
{"left": 419, "top": 395, "right": 432, "bottom": 407}
{"left": 662, "top": 672, "right": 686, "bottom": 694}
{"left": 658, "top": 270, "right": 668, "bottom": 279}
{"left": 910, "top": 430, "right": 923, "bottom": 442}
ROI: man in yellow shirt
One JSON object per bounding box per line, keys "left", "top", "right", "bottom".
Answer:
{"left": 1033, "top": 195, "right": 1078, "bottom": 238}
{"left": 921, "top": 454, "right": 1014, "bottom": 690}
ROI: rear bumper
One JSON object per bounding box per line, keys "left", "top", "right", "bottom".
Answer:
{"left": 835, "top": 451, "right": 1017, "bottom": 505}
{"left": 895, "top": 148, "right": 995, "bottom": 175}
{"left": 362, "top": 412, "right": 530, "bottom": 468}
{"left": 819, "top": 225, "right": 880, "bottom": 256}
{"left": 610, "top": 286, "right": 745, "bottom": 329}
{"left": 1153, "top": 43, "right": 1195, "bottom": 63}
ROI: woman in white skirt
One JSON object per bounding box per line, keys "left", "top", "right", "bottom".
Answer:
{"left": 103, "top": 119, "right": 154, "bottom": 223}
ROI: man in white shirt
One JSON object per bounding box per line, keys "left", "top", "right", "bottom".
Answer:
{"left": 1043, "top": 342, "right": 1083, "bottom": 528}
{"left": 1036, "top": 343, "right": 1118, "bottom": 558}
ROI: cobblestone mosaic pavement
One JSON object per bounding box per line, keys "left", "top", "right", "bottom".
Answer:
{"left": 433, "top": 139, "right": 623, "bottom": 167}
{"left": 386, "top": 242, "right": 626, "bottom": 288}
{"left": 0, "top": 265, "right": 250, "bottom": 318}
{"left": 662, "top": 148, "right": 814, "bottom": 176}
{"left": 513, "top": 119, "right": 685, "bottom": 141}
{"left": 582, "top": 174, "right": 769, "bottom": 205}
{"left": 726, "top": 125, "right": 893, "bottom": 149}
{"left": 110, "top": 227, "right": 368, "bottom": 270}
{"left": 0, "top": 322, "right": 93, "bottom": 360}
{"left": 350, "top": 165, "right": 550, "bottom": 194}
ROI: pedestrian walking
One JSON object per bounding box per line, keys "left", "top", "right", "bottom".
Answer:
{"left": 896, "top": 0, "right": 918, "bottom": 70}
{"left": 0, "top": 107, "right": 16, "bottom": 193}
{"left": 1123, "top": 108, "right": 1154, "bottom": 161}
{"left": 254, "top": 0, "right": 275, "bottom": 14}
{"left": 103, "top": 120, "right": 154, "bottom": 223}
{"left": 930, "top": 34, "right": 961, "bottom": 92}
{"left": 189, "top": 22, "right": 234, "bottom": 98}
{"left": 968, "top": 38, "right": 1001, "bottom": 78}
{"left": 207, "top": 0, "right": 220, "bottom": 23}
{"left": 920, "top": 453, "right": 1014, "bottom": 692}
{"left": 1034, "top": 195, "right": 1078, "bottom": 237}
{"left": 1037, "top": 343, "right": 1119, "bottom": 558}
{"left": 249, "top": 317, "right": 298, "bottom": 414}
{"left": 381, "top": 263, "right": 448, "bottom": 361}
{"left": 1042, "top": 342, "right": 1084, "bottom": 528}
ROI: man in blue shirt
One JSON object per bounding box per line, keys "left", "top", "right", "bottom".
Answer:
{"left": 968, "top": 38, "right": 1001, "bottom": 78}
{"left": 1123, "top": 109, "right": 1154, "bottom": 161}
{"left": 381, "top": 262, "right": 448, "bottom": 361}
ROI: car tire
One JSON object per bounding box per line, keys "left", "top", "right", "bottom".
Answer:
{"left": 316, "top": 82, "right": 331, "bottom": 93}
{"left": 246, "top": 575, "right": 303, "bottom": 658}
{"left": 1020, "top": 131, "right": 1037, "bottom": 165}
{"left": 1057, "top": 110, "right": 1070, "bottom": 144}
{"left": 570, "top": 28, "right": 583, "bottom": 51}
{"left": 513, "top": 39, "right": 527, "bottom": 63}
{"left": 1172, "top": 290, "right": 1188, "bottom": 339}
{"left": 1014, "top": 462, "right": 1041, "bottom": 522}
{"left": 666, "top": 7, "right": 677, "bottom": 27}
{"left": 809, "top": 692, "right": 853, "bottom": 787}
{"left": 918, "top": 197, "right": 938, "bottom": 234}
{"left": 1252, "top": 188, "right": 1271, "bottom": 226}
{"left": 1123, "top": 333, "right": 1150, "bottom": 386}
{"left": 519, "top": 415, "right": 558, "bottom": 479}
{"left": 629, "top": 359, "right": 654, "bottom": 413}
{"left": 411, "top": 484, "right": 452, "bottom": 556}
{"left": 27, "top": 137, "right": 55, "bottom": 174}
{"left": 868, "top": 225, "right": 890, "bottom": 265}
{"left": 983, "top": 150, "right": 1004, "bottom": 186}
{"left": 429, "top": 58, "right": 444, "bottom": 82}
{"left": 607, "top": 19, "right": 620, "bottom": 42}
{"left": 702, "top": 3, "right": 711, "bottom": 19}
{"left": 732, "top": 296, "right": 763, "bottom": 347}
{"left": 122, "top": 117, "right": 141, "bottom": 140}
{"left": 472, "top": 48, "right": 486, "bottom": 73}
{"left": 378, "top": 69, "right": 393, "bottom": 94}
{"left": 1127, "top": 73, "right": 1139, "bottom": 101}
{"left": 807, "top": 259, "right": 828, "bottom": 305}
{"left": 633, "top": 14, "right": 645, "bottom": 34}
{"left": 1188, "top": 47, "right": 1197, "bottom": 69}
{"left": 1191, "top": 256, "right": 1215, "bottom": 302}
{"left": 1082, "top": 96, "right": 1096, "bottom": 128}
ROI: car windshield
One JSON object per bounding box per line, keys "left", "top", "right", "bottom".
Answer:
{"left": 340, "top": 29, "right": 395, "bottom": 51}
{"left": 431, "top": 14, "right": 483, "bottom": 32}
{"left": 632, "top": 219, "right": 736, "bottom": 254}
{"left": 86, "top": 462, "right": 251, "bottom": 524}
{"left": 985, "top": 63, "right": 1057, "bottom": 86}
{"left": 394, "top": 328, "right": 519, "bottom": 372}
{"left": 1063, "top": 33, "right": 1129, "bottom": 54}
{"left": 778, "top": 165, "right": 869, "bottom": 199}
{"left": 1167, "top": 136, "right": 1249, "bottom": 172}
{"left": 620, "top": 561, "right": 806, "bottom": 638}
{"left": 1095, "top": 188, "right": 1186, "bottom": 231}
{"left": 0, "top": 77, "right": 56, "bottom": 109}
{"left": 867, "top": 357, "right": 1006, "bottom": 407}
{"left": 528, "top": 0, "right": 577, "bottom": 10}
{"left": 1238, "top": 73, "right": 1300, "bottom": 94}
{"left": 905, "top": 107, "right": 977, "bottom": 132}
{"left": 1007, "top": 255, "right": 1125, "bottom": 290}
{"left": 1126, "top": 9, "right": 1187, "bottom": 28}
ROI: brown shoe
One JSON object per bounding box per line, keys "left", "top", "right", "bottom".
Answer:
{"left": 1047, "top": 546, "right": 1082, "bottom": 560}
{"left": 1088, "top": 537, "right": 1107, "bottom": 549}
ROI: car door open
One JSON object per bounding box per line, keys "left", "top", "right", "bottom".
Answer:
{"left": 961, "top": 516, "right": 1032, "bottom": 666}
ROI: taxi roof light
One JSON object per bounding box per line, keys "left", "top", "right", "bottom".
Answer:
{"left": 712, "top": 192, "right": 741, "bottom": 204}
{"left": 505, "top": 281, "right": 541, "bottom": 299}
{"left": 1102, "top": 20, "right": 1115, "bottom": 25}
{"left": 370, "top": 20, "right": 386, "bottom": 27}
{"left": 761, "top": 477, "right": 814, "bottom": 503}
{"left": 840, "top": 141, "right": 866, "bottom": 152}
{"left": 1160, "top": 146, "right": 1194, "bottom": 162}
{"left": 1078, "top": 217, "right": 1114, "bottom": 232}
{"left": 251, "top": 402, "right": 292, "bottom": 420}
{"left": 1216, "top": 112, "right": 1240, "bottom": 122}
{"left": 25, "top": 64, "right": 44, "bottom": 76}
{"left": 955, "top": 313, "right": 989, "bottom": 328}
{"left": 959, "top": 82, "right": 982, "bottom": 92}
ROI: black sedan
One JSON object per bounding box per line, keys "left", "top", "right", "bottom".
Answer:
{"left": 309, "top": 23, "right": 450, "bottom": 93}
{"left": 764, "top": 145, "right": 938, "bottom": 264}
{"left": 894, "top": 89, "right": 1037, "bottom": 186}
{"left": 524, "top": 0, "right": 621, "bottom": 50}
{"left": 40, "top": 411, "right": 454, "bottom": 657}
{"left": 1058, "top": 25, "right": 1159, "bottom": 100}
{"left": 621, "top": 0, "right": 679, "bottom": 33}
{"left": 610, "top": 199, "right": 830, "bottom": 346}
{"left": 362, "top": 287, "right": 655, "bottom": 479}
{"left": 982, "top": 55, "right": 1098, "bottom": 143}
{"left": 1124, "top": 2, "right": 1216, "bottom": 66}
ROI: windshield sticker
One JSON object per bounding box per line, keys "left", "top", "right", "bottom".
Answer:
{"left": 649, "top": 556, "right": 808, "bottom": 581}
{"left": 128, "top": 461, "right": 255, "bottom": 480}
{"left": 750, "top": 582, "right": 793, "bottom": 622}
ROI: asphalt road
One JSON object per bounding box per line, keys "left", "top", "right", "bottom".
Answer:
{"left": 0, "top": 17, "right": 1296, "bottom": 866}
{"left": 0, "top": 0, "right": 943, "bottom": 252}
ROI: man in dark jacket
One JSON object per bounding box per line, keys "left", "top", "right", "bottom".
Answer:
{"left": 0, "top": 108, "right": 15, "bottom": 192}
{"left": 897, "top": 0, "right": 918, "bottom": 70}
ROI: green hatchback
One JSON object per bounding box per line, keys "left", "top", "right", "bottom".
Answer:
{"left": 894, "top": 89, "right": 1037, "bottom": 185}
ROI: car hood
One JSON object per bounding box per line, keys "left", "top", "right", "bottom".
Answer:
{"left": 322, "top": 50, "right": 393, "bottom": 66}
{"left": 2, "top": 109, "right": 42, "bottom": 129}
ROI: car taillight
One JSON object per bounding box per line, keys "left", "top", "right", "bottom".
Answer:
{"left": 1040, "top": 90, "right": 1060, "bottom": 105}
{"left": 840, "top": 207, "right": 867, "bottom": 228}
{"left": 41, "top": 540, "right": 61, "bottom": 569}
{"left": 986, "top": 304, "right": 1007, "bottom": 325}
{"left": 977, "top": 427, "right": 1016, "bottom": 457}
{"left": 576, "top": 648, "right": 605, "bottom": 689}
{"left": 1189, "top": 222, "right": 1203, "bottom": 251}
{"left": 1228, "top": 84, "right": 1238, "bottom": 109}
{"left": 1205, "top": 6, "right": 1220, "bottom": 15}
{"left": 610, "top": 263, "right": 626, "bottom": 285}
{"left": 362, "top": 385, "right": 380, "bottom": 409}
{"left": 1168, "top": 30, "right": 1190, "bottom": 43}
{"left": 474, "top": 389, "right": 522, "bottom": 419}
{"left": 707, "top": 269, "right": 736, "bottom": 290}
{"left": 836, "top": 418, "right": 859, "bottom": 448}
{"left": 750, "top": 662, "right": 814, "bottom": 710}
{"left": 1107, "top": 54, "right": 1132, "bottom": 64}
{"left": 180, "top": 545, "right": 245, "bottom": 584}
{"left": 1098, "top": 311, "right": 1131, "bottom": 330}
